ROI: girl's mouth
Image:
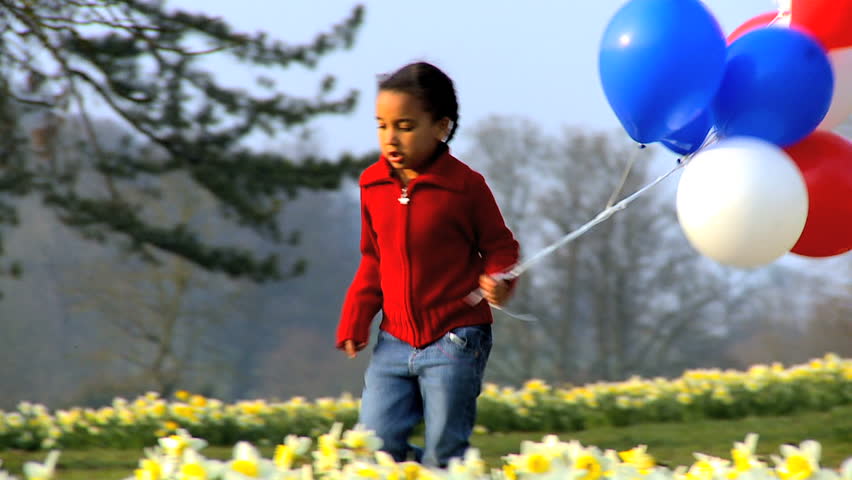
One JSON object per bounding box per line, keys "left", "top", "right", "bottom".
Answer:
{"left": 387, "top": 152, "right": 404, "bottom": 163}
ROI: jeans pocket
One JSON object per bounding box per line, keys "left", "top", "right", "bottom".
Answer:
{"left": 444, "top": 324, "right": 491, "bottom": 358}
{"left": 447, "top": 332, "right": 467, "bottom": 349}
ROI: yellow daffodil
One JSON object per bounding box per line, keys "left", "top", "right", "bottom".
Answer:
{"left": 348, "top": 462, "right": 383, "bottom": 479}
{"left": 178, "top": 462, "right": 207, "bottom": 480}
{"left": 523, "top": 379, "right": 551, "bottom": 394}
{"left": 275, "top": 445, "right": 296, "bottom": 470}
{"left": 313, "top": 424, "right": 344, "bottom": 473}
{"left": 729, "top": 433, "right": 764, "bottom": 477}
{"left": 573, "top": 453, "right": 603, "bottom": 480}
{"left": 160, "top": 434, "right": 189, "bottom": 457}
{"left": 619, "top": 445, "right": 656, "bottom": 474}
{"left": 227, "top": 441, "right": 273, "bottom": 479}
{"left": 342, "top": 425, "right": 383, "bottom": 455}
{"left": 524, "top": 453, "right": 552, "bottom": 474}
{"left": 158, "top": 429, "right": 207, "bottom": 457}
{"left": 274, "top": 434, "right": 313, "bottom": 470}
{"left": 133, "top": 458, "right": 162, "bottom": 480}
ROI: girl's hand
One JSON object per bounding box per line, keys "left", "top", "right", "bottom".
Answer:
{"left": 343, "top": 339, "right": 367, "bottom": 359}
{"left": 479, "top": 274, "right": 510, "bottom": 306}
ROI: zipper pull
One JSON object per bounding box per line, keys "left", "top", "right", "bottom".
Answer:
{"left": 398, "top": 187, "right": 410, "bottom": 205}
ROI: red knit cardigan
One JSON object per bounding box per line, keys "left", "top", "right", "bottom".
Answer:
{"left": 336, "top": 149, "right": 519, "bottom": 349}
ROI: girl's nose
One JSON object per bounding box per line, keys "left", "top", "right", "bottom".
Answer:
{"left": 386, "top": 129, "right": 399, "bottom": 145}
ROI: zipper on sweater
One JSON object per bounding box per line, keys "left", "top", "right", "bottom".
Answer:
{"left": 399, "top": 181, "right": 418, "bottom": 345}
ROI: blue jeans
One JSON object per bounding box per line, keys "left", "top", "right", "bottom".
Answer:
{"left": 359, "top": 324, "right": 492, "bottom": 468}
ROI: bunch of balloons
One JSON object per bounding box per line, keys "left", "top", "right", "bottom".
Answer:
{"left": 599, "top": 0, "right": 852, "bottom": 268}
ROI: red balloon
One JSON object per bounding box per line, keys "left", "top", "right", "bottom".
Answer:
{"left": 784, "top": 131, "right": 852, "bottom": 257}
{"left": 791, "top": 0, "right": 852, "bottom": 50}
{"left": 728, "top": 12, "right": 778, "bottom": 44}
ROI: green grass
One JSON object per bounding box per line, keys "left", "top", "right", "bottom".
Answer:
{"left": 2, "top": 405, "right": 850, "bottom": 479}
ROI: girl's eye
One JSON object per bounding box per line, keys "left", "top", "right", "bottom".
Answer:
{"left": 398, "top": 122, "right": 413, "bottom": 131}
{"left": 377, "top": 124, "right": 386, "bottom": 130}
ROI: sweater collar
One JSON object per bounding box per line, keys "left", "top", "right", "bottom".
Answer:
{"left": 360, "top": 143, "right": 466, "bottom": 192}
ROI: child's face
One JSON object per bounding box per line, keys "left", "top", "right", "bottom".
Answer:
{"left": 376, "top": 90, "right": 449, "bottom": 171}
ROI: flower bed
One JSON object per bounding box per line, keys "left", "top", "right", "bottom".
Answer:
{"left": 0, "top": 354, "right": 849, "bottom": 450}
{"left": 3, "top": 423, "right": 851, "bottom": 480}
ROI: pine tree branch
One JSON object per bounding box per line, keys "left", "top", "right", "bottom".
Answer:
{"left": 0, "top": 1, "right": 370, "bottom": 282}
{"left": 42, "top": 190, "right": 281, "bottom": 281}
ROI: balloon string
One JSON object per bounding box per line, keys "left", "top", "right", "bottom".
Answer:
{"left": 508, "top": 153, "right": 688, "bottom": 280}
{"left": 606, "top": 144, "right": 644, "bottom": 209}
{"left": 467, "top": 133, "right": 718, "bottom": 321}
{"left": 770, "top": 0, "right": 791, "bottom": 26}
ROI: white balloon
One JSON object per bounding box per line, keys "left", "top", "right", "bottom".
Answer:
{"left": 676, "top": 137, "right": 808, "bottom": 268}
{"left": 819, "top": 46, "right": 852, "bottom": 130}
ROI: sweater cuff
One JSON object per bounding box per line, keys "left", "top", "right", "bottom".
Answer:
{"left": 336, "top": 312, "right": 374, "bottom": 349}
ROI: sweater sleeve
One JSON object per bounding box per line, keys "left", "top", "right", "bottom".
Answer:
{"left": 471, "top": 174, "right": 520, "bottom": 284}
{"left": 336, "top": 193, "right": 382, "bottom": 349}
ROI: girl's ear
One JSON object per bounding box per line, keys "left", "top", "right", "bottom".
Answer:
{"left": 434, "top": 117, "right": 452, "bottom": 141}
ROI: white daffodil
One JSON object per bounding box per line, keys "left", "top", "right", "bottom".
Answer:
{"left": 447, "top": 448, "right": 488, "bottom": 480}
{"left": 513, "top": 434, "right": 572, "bottom": 472}
{"left": 342, "top": 425, "right": 384, "bottom": 459}
{"left": 159, "top": 429, "right": 208, "bottom": 458}
{"left": 225, "top": 441, "right": 276, "bottom": 480}
{"left": 175, "top": 449, "right": 226, "bottom": 480}
{"left": 375, "top": 451, "right": 398, "bottom": 469}
{"left": 505, "top": 451, "right": 564, "bottom": 478}
{"left": 840, "top": 458, "right": 852, "bottom": 480}
{"left": 565, "top": 442, "right": 611, "bottom": 480}
{"left": 684, "top": 453, "right": 731, "bottom": 480}
{"left": 22, "top": 450, "right": 59, "bottom": 480}
{"left": 341, "top": 460, "right": 391, "bottom": 480}
{"left": 773, "top": 440, "right": 821, "bottom": 480}
{"left": 0, "top": 460, "right": 17, "bottom": 480}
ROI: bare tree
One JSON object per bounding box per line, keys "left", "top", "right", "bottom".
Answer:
{"left": 466, "top": 117, "right": 770, "bottom": 385}
{"left": 464, "top": 116, "right": 555, "bottom": 383}
{"left": 728, "top": 257, "right": 851, "bottom": 366}
{"left": 61, "top": 172, "right": 249, "bottom": 398}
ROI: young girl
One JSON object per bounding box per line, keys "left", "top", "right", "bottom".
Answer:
{"left": 336, "top": 61, "right": 519, "bottom": 468}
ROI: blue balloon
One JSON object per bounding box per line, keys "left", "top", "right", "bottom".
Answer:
{"left": 599, "top": 0, "right": 726, "bottom": 144}
{"left": 712, "top": 27, "right": 833, "bottom": 147}
{"left": 661, "top": 109, "right": 713, "bottom": 155}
